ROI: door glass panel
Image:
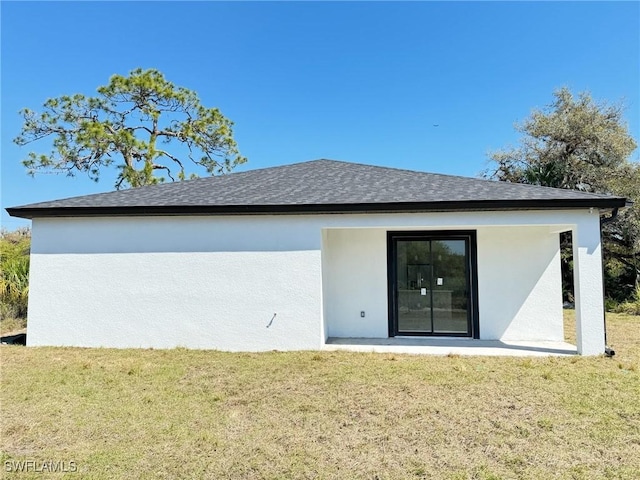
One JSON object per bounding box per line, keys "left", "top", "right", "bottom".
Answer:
{"left": 392, "top": 236, "right": 472, "bottom": 336}
{"left": 397, "top": 240, "right": 432, "bottom": 333}
{"left": 431, "top": 240, "right": 468, "bottom": 334}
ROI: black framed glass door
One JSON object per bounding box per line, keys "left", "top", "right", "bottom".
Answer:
{"left": 387, "top": 231, "right": 479, "bottom": 338}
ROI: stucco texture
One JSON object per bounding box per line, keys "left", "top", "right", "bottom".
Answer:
{"left": 26, "top": 209, "right": 604, "bottom": 353}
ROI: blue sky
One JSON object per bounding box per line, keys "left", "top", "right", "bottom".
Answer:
{"left": 2, "top": 1, "right": 638, "bottom": 229}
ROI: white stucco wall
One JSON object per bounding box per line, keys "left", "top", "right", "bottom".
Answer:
{"left": 476, "top": 226, "right": 563, "bottom": 341}
{"left": 572, "top": 211, "right": 606, "bottom": 355}
{"left": 323, "top": 228, "right": 388, "bottom": 338}
{"left": 27, "top": 209, "right": 603, "bottom": 353}
{"left": 322, "top": 224, "right": 564, "bottom": 342}
{"left": 28, "top": 216, "right": 324, "bottom": 350}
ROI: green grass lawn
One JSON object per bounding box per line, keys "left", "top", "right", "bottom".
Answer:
{"left": 1, "top": 313, "right": 639, "bottom": 479}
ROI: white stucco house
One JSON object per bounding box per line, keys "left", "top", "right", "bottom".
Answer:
{"left": 7, "top": 159, "right": 630, "bottom": 355}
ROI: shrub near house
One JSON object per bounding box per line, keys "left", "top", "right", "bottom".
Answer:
{"left": 0, "top": 228, "right": 30, "bottom": 331}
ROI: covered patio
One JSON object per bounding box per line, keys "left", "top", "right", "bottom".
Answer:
{"left": 321, "top": 208, "right": 610, "bottom": 356}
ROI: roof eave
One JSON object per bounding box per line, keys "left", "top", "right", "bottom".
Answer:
{"left": 6, "top": 197, "right": 630, "bottom": 220}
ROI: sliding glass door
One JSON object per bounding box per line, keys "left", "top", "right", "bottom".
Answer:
{"left": 388, "top": 231, "right": 478, "bottom": 337}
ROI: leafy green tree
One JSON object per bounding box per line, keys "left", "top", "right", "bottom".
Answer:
{"left": 485, "top": 88, "right": 639, "bottom": 303}
{"left": 601, "top": 163, "right": 640, "bottom": 302}
{"left": 14, "top": 68, "right": 246, "bottom": 189}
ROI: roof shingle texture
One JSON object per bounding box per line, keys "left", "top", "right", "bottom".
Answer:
{"left": 9, "top": 159, "right": 624, "bottom": 210}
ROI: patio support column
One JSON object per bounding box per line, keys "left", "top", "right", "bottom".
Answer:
{"left": 572, "top": 211, "right": 605, "bottom": 355}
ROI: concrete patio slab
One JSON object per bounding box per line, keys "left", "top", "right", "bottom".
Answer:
{"left": 323, "top": 337, "right": 577, "bottom": 356}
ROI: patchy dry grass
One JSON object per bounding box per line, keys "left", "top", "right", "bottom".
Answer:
{"left": 0, "top": 316, "right": 27, "bottom": 335}
{"left": 1, "top": 313, "right": 639, "bottom": 479}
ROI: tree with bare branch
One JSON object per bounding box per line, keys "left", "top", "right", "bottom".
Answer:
{"left": 14, "top": 68, "right": 246, "bottom": 189}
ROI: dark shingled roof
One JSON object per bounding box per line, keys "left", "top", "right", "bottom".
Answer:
{"left": 6, "top": 159, "right": 630, "bottom": 219}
